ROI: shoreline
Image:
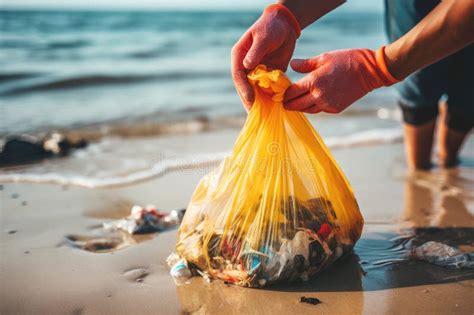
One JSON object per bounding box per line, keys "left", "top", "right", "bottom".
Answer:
{"left": 0, "top": 112, "right": 406, "bottom": 189}
{"left": 0, "top": 106, "right": 396, "bottom": 141}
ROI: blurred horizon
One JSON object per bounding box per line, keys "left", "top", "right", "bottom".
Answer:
{"left": 1, "top": 0, "right": 383, "bottom": 11}
{"left": 2, "top": 0, "right": 269, "bottom": 10}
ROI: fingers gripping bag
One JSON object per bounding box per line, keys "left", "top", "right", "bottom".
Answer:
{"left": 176, "top": 65, "right": 363, "bottom": 287}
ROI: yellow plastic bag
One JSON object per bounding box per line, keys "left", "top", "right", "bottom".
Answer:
{"left": 176, "top": 65, "right": 363, "bottom": 287}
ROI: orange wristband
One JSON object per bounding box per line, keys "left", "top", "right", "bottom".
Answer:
{"left": 265, "top": 4, "right": 301, "bottom": 38}
{"left": 376, "top": 46, "right": 400, "bottom": 86}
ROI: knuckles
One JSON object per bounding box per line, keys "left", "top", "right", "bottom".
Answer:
{"left": 317, "top": 53, "right": 330, "bottom": 64}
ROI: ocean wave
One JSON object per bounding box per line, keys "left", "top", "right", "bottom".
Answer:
{"left": 325, "top": 128, "right": 403, "bottom": 148}
{"left": 0, "top": 128, "right": 403, "bottom": 188}
{"left": 128, "top": 42, "right": 179, "bottom": 59}
{"left": 46, "top": 39, "right": 90, "bottom": 50}
{"left": 0, "top": 71, "right": 228, "bottom": 96}
{"left": 0, "top": 72, "right": 43, "bottom": 83}
{"left": 0, "top": 151, "right": 228, "bottom": 188}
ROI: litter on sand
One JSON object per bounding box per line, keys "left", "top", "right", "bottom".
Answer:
{"left": 410, "top": 241, "right": 474, "bottom": 269}
{"left": 167, "top": 253, "right": 193, "bottom": 284}
{"left": 104, "top": 205, "right": 184, "bottom": 234}
{"left": 300, "top": 296, "right": 322, "bottom": 305}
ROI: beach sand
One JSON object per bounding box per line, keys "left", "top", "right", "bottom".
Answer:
{"left": 1, "top": 133, "right": 473, "bottom": 314}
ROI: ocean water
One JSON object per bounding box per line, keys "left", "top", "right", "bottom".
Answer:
{"left": 0, "top": 5, "right": 396, "bottom": 135}
{"left": 0, "top": 4, "right": 411, "bottom": 187}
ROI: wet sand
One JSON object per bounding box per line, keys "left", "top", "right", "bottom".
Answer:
{"left": 1, "top": 140, "right": 473, "bottom": 314}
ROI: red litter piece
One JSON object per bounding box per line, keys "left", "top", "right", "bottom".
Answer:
{"left": 317, "top": 223, "right": 332, "bottom": 240}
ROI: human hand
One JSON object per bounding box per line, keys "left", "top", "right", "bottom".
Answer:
{"left": 284, "top": 47, "right": 399, "bottom": 114}
{"left": 232, "top": 4, "right": 301, "bottom": 110}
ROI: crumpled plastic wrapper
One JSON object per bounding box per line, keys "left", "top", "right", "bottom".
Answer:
{"left": 410, "top": 241, "right": 474, "bottom": 269}
{"left": 104, "top": 205, "right": 183, "bottom": 234}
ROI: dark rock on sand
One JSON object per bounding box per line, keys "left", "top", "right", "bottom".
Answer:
{"left": 0, "top": 133, "right": 87, "bottom": 167}
{"left": 300, "top": 296, "right": 322, "bottom": 305}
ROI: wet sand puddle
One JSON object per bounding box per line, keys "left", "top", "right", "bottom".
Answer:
{"left": 359, "top": 227, "right": 474, "bottom": 270}
{"left": 64, "top": 230, "right": 154, "bottom": 253}
{"left": 274, "top": 227, "right": 474, "bottom": 292}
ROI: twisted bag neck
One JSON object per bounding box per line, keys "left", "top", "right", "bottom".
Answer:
{"left": 247, "top": 64, "right": 291, "bottom": 110}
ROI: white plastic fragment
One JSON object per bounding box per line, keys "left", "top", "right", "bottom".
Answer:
{"left": 167, "top": 253, "right": 192, "bottom": 284}
{"left": 103, "top": 205, "right": 180, "bottom": 234}
{"left": 410, "top": 241, "right": 474, "bottom": 269}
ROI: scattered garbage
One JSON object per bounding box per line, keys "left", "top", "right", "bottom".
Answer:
{"left": 103, "top": 205, "right": 183, "bottom": 234}
{"left": 300, "top": 296, "right": 322, "bottom": 305}
{"left": 410, "top": 241, "right": 474, "bottom": 269}
{"left": 175, "top": 197, "right": 354, "bottom": 287}
{"left": 173, "top": 66, "right": 363, "bottom": 287}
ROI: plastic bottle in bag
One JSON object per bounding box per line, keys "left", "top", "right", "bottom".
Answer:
{"left": 167, "top": 253, "right": 192, "bottom": 284}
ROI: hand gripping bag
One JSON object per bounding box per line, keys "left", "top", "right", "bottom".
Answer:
{"left": 176, "top": 65, "right": 363, "bottom": 287}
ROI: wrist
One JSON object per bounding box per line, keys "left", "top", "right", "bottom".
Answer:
{"left": 383, "top": 44, "right": 408, "bottom": 81}
{"left": 265, "top": 3, "right": 301, "bottom": 38}
{"left": 279, "top": 0, "right": 346, "bottom": 29}
{"left": 375, "top": 46, "right": 401, "bottom": 86}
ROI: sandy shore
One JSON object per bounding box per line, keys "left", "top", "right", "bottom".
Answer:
{"left": 1, "top": 134, "right": 473, "bottom": 314}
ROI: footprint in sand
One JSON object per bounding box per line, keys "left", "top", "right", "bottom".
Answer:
{"left": 123, "top": 268, "right": 150, "bottom": 283}
{"left": 64, "top": 232, "right": 130, "bottom": 253}
{"left": 64, "top": 229, "right": 153, "bottom": 253}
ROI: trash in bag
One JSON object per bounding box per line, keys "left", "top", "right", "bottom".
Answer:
{"left": 410, "top": 241, "right": 474, "bottom": 269}
{"left": 175, "top": 65, "right": 364, "bottom": 287}
{"left": 167, "top": 253, "right": 193, "bottom": 284}
{"left": 104, "top": 205, "right": 182, "bottom": 234}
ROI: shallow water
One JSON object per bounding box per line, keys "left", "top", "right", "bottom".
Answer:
{"left": 221, "top": 226, "right": 469, "bottom": 292}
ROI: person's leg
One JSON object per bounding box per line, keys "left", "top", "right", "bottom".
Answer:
{"left": 437, "top": 105, "right": 471, "bottom": 167}
{"left": 438, "top": 44, "right": 474, "bottom": 167}
{"left": 402, "top": 117, "right": 436, "bottom": 170}
{"left": 384, "top": 0, "right": 446, "bottom": 170}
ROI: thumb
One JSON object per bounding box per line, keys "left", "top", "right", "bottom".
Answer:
{"left": 290, "top": 58, "right": 317, "bottom": 73}
{"left": 243, "top": 38, "right": 268, "bottom": 70}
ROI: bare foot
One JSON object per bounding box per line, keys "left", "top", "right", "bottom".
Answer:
{"left": 403, "top": 120, "right": 436, "bottom": 170}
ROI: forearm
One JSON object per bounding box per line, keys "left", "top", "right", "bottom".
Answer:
{"left": 279, "top": 0, "right": 345, "bottom": 29}
{"left": 385, "top": 0, "right": 474, "bottom": 79}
